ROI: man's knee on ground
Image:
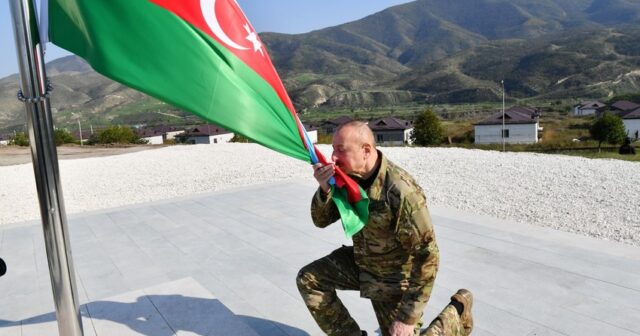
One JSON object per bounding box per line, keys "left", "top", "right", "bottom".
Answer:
{"left": 296, "top": 264, "right": 319, "bottom": 291}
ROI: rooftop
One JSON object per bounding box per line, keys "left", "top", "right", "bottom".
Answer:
{"left": 611, "top": 100, "right": 640, "bottom": 112}
{"left": 575, "top": 101, "right": 605, "bottom": 108}
{"left": 183, "top": 124, "right": 232, "bottom": 136}
{"left": 621, "top": 107, "right": 640, "bottom": 119}
{"left": 369, "top": 117, "right": 412, "bottom": 131}
{"left": 475, "top": 107, "right": 540, "bottom": 125}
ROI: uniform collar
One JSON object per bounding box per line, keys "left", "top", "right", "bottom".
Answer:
{"left": 366, "top": 150, "right": 388, "bottom": 201}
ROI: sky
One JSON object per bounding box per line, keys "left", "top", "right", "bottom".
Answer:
{"left": 0, "top": 0, "right": 411, "bottom": 78}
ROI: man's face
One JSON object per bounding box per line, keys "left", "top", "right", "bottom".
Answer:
{"left": 331, "top": 127, "right": 366, "bottom": 176}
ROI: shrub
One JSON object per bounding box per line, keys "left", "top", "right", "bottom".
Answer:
{"left": 230, "top": 134, "right": 250, "bottom": 143}
{"left": 54, "top": 129, "right": 75, "bottom": 146}
{"left": 10, "top": 132, "right": 29, "bottom": 146}
{"left": 411, "top": 109, "right": 445, "bottom": 146}
{"left": 91, "top": 125, "right": 147, "bottom": 144}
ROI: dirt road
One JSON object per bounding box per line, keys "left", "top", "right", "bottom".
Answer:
{"left": 0, "top": 145, "right": 162, "bottom": 166}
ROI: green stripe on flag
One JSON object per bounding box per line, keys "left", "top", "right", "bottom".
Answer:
{"left": 331, "top": 185, "right": 369, "bottom": 238}
{"left": 49, "top": 0, "right": 309, "bottom": 162}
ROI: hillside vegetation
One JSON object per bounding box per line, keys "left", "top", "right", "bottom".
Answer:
{"left": 2, "top": 0, "right": 640, "bottom": 132}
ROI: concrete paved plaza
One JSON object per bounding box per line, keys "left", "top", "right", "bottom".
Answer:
{"left": 1, "top": 180, "right": 639, "bottom": 335}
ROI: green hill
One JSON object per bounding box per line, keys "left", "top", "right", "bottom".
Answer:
{"left": 2, "top": 0, "right": 640, "bottom": 132}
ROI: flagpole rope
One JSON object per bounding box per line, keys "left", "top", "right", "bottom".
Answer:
{"left": 17, "top": 78, "right": 53, "bottom": 103}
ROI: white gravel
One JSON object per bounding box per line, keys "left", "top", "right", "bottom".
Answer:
{"left": 1, "top": 144, "right": 638, "bottom": 246}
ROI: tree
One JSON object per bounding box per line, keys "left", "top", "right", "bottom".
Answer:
{"left": 590, "top": 113, "right": 626, "bottom": 152}
{"left": 90, "top": 125, "right": 146, "bottom": 144}
{"left": 230, "top": 133, "right": 250, "bottom": 143}
{"left": 9, "top": 132, "right": 29, "bottom": 146}
{"left": 54, "top": 129, "right": 75, "bottom": 146}
{"left": 411, "top": 109, "right": 444, "bottom": 146}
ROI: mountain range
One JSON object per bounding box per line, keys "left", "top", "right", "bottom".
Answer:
{"left": 2, "top": 0, "right": 640, "bottom": 131}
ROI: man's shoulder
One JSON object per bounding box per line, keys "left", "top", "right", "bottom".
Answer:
{"left": 385, "top": 159, "right": 422, "bottom": 195}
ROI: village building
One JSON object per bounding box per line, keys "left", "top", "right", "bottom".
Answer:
{"left": 573, "top": 101, "right": 605, "bottom": 116}
{"left": 369, "top": 117, "right": 413, "bottom": 145}
{"left": 597, "top": 100, "right": 640, "bottom": 118}
{"left": 0, "top": 134, "right": 10, "bottom": 146}
{"left": 619, "top": 107, "right": 640, "bottom": 140}
{"left": 474, "top": 107, "right": 541, "bottom": 144}
{"left": 319, "top": 116, "right": 353, "bottom": 135}
{"left": 177, "top": 124, "right": 234, "bottom": 144}
{"left": 610, "top": 100, "right": 640, "bottom": 113}
{"left": 134, "top": 126, "right": 187, "bottom": 145}
{"left": 136, "top": 128, "right": 164, "bottom": 145}
{"left": 148, "top": 125, "right": 186, "bottom": 142}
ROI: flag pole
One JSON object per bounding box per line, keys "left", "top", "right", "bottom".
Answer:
{"left": 8, "top": 1, "right": 84, "bottom": 335}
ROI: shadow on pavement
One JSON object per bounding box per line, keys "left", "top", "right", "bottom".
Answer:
{"left": 2, "top": 295, "right": 309, "bottom": 336}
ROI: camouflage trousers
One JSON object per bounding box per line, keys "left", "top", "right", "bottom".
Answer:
{"left": 420, "top": 305, "right": 466, "bottom": 336}
{"left": 296, "top": 246, "right": 424, "bottom": 336}
{"left": 297, "top": 246, "right": 467, "bottom": 336}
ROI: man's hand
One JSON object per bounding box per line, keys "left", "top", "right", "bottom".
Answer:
{"left": 312, "top": 163, "right": 335, "bottom": 193}
{"left": 389, "top": 320, "right": 414, "bottom": 336}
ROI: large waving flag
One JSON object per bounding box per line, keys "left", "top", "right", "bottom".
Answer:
{"left": 43, "top": 0, "right": 368, "bottom": 237}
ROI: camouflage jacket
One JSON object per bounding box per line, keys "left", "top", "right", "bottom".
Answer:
{"left": 310, "top": 153, "right": 439, "bottom": 325}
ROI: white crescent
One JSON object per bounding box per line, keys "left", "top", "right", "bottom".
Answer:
{"left": 200, "top": 0, "right": 249, "bottom": 50}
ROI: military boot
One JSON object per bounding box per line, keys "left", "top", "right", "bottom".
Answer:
{"left": 451, "top": 289, "right": 473, "bottom": 335}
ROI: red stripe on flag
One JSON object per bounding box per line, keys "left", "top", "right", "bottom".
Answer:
{"left": 148, "top": 0, "right": 296, "bottom": 110}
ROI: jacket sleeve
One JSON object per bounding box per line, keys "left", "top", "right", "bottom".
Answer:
{"left": 394, "top": 192, "right": 440, "bottom": 325}
{"left": 310, "top": 187, "right": 340, "bottom": 228}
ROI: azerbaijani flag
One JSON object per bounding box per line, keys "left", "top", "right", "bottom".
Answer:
{"left": 42, "top": 0, "right": 368, "bottom": 237}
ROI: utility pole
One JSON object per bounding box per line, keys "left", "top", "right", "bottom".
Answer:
{"left": 502, "top": 80, "right": 506, "bottom": 152}
{"left": 9, "top": 0, "right": 84, "bottom": 335}
{"left": 77, "top": 119, "right": 83, "bottom": 146}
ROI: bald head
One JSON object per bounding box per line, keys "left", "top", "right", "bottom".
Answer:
{"left": 336, "top": 121, "right": 376, "bottom": 149}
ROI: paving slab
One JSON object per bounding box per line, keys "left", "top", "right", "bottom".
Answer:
{"left": 0, "top": 180, "right": 639, "bottom": 335}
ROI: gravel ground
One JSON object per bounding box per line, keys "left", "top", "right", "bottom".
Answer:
{"left": 1, "top": 144, "right": 638, "bottom": 246}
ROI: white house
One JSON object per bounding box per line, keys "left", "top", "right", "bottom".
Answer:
{"left": 136, "top": 128, "right": 164, "bottom": 145}
{"left": 179, "top": 125, "right": 234, "bottom": 144}
{"left": 148, "top": 126, "right": 186, "bottom": 142}
{"left": 573, "top": 101, "right": 605, "bottom": 116}
{"left": 621, "top": 108, "right": 640, "bottom": 140}
{"left": 475, "top": 107, "right": 541, "bottom": 145}
{"left": 369, "top": 117, "right": 413, "bottom": 145}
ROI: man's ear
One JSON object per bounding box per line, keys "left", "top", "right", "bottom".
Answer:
{"left": 362, "top": 143, "right": 372, "bottom": 156}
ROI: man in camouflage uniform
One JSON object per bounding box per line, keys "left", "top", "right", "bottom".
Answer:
{"left": 297, "top": 121, "right": 473, "bottom": 336}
